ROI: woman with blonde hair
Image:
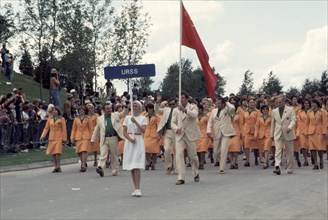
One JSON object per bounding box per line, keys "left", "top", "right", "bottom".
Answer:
{"left": 123, "top": 100, "right": 147, "bottom": 197}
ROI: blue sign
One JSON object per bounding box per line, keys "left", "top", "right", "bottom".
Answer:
{"left": 104, "top": 64, "right": 156, "bottom": 80}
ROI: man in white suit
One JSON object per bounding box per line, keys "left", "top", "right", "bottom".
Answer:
{"left": 270, "top": 96, "right": 296, "bottom": 175}
{"left": 91, "top": 103, "right": 125, "bottom": 177}
{"left": 171, "top": 92, "right": 201, "bottom": 185}
{"left": 207, "top": 97, "right": 236, "bottom": 174}
{"left": 157, "top": 98, "right": 178, "bottom": 175}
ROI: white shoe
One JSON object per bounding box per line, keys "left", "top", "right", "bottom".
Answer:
{"left": 131, "top": 190, "right": 137, "bottom": 197}
{"left": 135, "top": 189, "right": 142, "bottom": 197}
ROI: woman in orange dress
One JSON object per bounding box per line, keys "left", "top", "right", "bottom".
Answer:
{"left": 144, "top": 103, "right": 161, "bottom": 170}
{"left": 71, "top": 106, "right": 93, "bottom": 172}
{"left": 324, "top": 98, "right": 328, "bottom": 160}
{"left": 296, "top": 98, "right": 310, "bottom": 166}
{"left": 237, "top": 97, "right": 247, "bottom": 160}
{"left": 196, "top": 104, "right": 210, "bottom": 170}
{"left": 228, "top": 97, "right": 243, "bottom": 169}
{"left": 254, "top": 105, "right": 272, "bottom": 169}
{"left": 87, "top": 103, "right": 99, "bottom": 166}
{"left": 40, "top": 107, "right": 67, "bottom": 173}
{"left": 243, "top": 98, "right": 260, "bottom": 167}
{"left": 307, "top": 99, "right": 328, "bottom": 170}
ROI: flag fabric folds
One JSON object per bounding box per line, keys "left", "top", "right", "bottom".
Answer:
{"left": 181, "top": 3, "right": 218, "bottom": 100}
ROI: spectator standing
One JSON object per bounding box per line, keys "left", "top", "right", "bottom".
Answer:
{"left": 105, "top": 80, "right": 113, "bottom": 99}
{"left": 1, "top": 44, "right": 6, "bottom": 70}
{"left": 132, "top": 84, "right": 139, "bottom": 100}
{"left": 50, "top": 68, "right": 61, "bottom": 107}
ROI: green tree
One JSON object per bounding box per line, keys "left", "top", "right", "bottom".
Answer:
{"left": 238, "top": 70, "right": 254, "bottom": 96}
{"left": 320, "top": 70, "right": 328, "bottom": 95}
{"left": 85, "top": 0, "right": 114, "bottom": 91}
{"left": 20, "top": 0, "right": 55, "bottom": 100}
{"left": 301, "top": 78, "right": 320, "bottom": 96}
{"left": 159, "top": 62, "right": 180, "bottom": 99}
{"left": 286, "top": 86, "right": 299, "bottom": 98}
{"left": 215, "top": 72, "right": 226, "bottom": 97}
{"left": 134, "top": 77, "right": 154, "bottom": 97}
{"left": 262, "top": 71, "right": 283, "bottom": 95}
{"left": 58, "top": 0, "right": 94, "bottom": 100}
{"left": 159, "top": 59, "right": 220, "bottom": 100}
{"left": 19, "top": 43, "right": 34, "bottom": 77}
{"left": 107, "top": 0, "right": 151, "bottom": 91}
{"left": 0, "top": 3, "right": 17, "bottom": 43}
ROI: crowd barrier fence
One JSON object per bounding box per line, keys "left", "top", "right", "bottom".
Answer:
{"left": 0, "top": 119, "right": 74, "bottom": 154}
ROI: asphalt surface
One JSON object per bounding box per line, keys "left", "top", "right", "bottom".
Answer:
{"left": 0, "top": 156, "right": 327, "bottom": 220}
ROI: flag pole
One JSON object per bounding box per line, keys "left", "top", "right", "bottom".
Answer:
{"left": 179, "top": 0, "right": 182, "bottom": 105}
{"left": 178, "top": 0, "right": 182, "bottom": 128}
{"left": 129, "top": 80, "right": 135, "bottom": 139}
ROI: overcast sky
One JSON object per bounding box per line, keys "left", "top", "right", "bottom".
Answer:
{"left": 139, "top": 0, "right": 327, "bottom": 96}
{"left": 3, "top": 0, "right": 327, "bottom": 97}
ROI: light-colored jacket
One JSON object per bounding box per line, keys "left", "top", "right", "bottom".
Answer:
{"left": 157, "top": 107, "right": 178, "bottom": 136}
{"left": 171, "top": 103, "right": 201, "bottom": 141}
{"left": 270, "top": 105, "right": 296, "bottom": 141}
{"left": 207, "top": 102, "right": 236, "bottom": 140}
{"left": 91, "top": 112, "right": 124, "bottom": 146}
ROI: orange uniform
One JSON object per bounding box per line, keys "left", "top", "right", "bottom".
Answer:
{"left": 88, "top": 113, "right": 100, "bottom": 152}
{"left": 243, "top": 109, "right": 260, "bottom": 149}
{"left": 228, "top": 112, "right": 243, "bottom": 152}
{"left": 144, "top": 114, "right": 161, "bottom": 154}
{"left": 196, "top": 112, "right": 210, "bottom": 153}
{"left": 71, "top": 116, "right": 93, "bottom": 153}
{"left": 41, "top": 117, "right": 67, "bottom": 155}
{"left": 307, "top": 109, "right": 328, "bottom": 151}
{"left": 254, "top": 114, "right": 272, "bottom": 153}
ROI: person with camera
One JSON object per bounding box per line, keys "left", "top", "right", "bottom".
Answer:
{"left": 50, "top": 68, "right": 61, "bottom": 107}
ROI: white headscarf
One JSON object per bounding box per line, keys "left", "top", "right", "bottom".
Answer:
{"left": 133, "top": 100, "right": 143, "bottom": 114}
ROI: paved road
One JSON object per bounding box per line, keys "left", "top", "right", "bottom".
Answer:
{"left": 1, "top": 157, "right": 327, "bottom": 220}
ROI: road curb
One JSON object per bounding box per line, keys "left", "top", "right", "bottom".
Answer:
{"left": 0, "top": 156, "right": 95, "bottom": 173}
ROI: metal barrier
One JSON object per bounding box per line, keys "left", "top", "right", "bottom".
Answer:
{"left": 0, "top": 119, "right": 74, "bottom": 154}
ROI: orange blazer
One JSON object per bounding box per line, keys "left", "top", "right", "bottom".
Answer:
{"left": 254, "top": 115, "right": 272, "bottom": 139}
{"left": 144, "top": 114, "right": 161, "bottom": 138}
{"left": 71, "top": 116, "right": 93, "bottom": 141}
{"left": 296, "top": 110, "right": 308, "bottom": 136}
{"left": 243, "top": 109, "right": 260, "bottom": 135}
{"left": 41, "top": 117, "right": 67, "bottom": 141}
{"left": 307, "top": 109, "right": 328, "bottom": 135}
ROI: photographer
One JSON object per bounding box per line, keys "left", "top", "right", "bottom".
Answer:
{"left": 50, "top": 68, "right": 61, "bottom": 107}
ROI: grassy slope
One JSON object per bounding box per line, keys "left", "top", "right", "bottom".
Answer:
{"left": 0, "top": 147, "right": 78, "bottom": 166}
{"left": 0, "top": 71, "right": 66, "bottom": 107}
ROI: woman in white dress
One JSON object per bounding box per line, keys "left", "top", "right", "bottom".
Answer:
{"left": 123, "top": 100, "right": 147, "bottom": 197}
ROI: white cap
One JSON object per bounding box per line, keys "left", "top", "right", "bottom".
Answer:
{"left": 70, "top": 89, "right": 76, "bottom": 93}
{"left": 13, "top": 88, "right": 17, "bottom": 92}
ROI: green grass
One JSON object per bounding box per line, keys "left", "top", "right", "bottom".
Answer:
{"left": 0, "top": 147, "right": 78, "bottom": 167}
{"left": 0, "top": 71, "right": 67, "bottom": 109}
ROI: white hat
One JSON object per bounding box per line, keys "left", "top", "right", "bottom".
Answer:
{"left": 47, "top": 104, "right": 55, "bottom": 112}
{"left": 13, "top": 88, "right": 17, "bottom": 92}
{"left": 70, "top": 89, "right": 76, "bottom": 94}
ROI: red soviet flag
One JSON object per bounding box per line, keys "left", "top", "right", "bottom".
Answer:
{"left": 182, "top": 3, "right": 218, "bottom": 100}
